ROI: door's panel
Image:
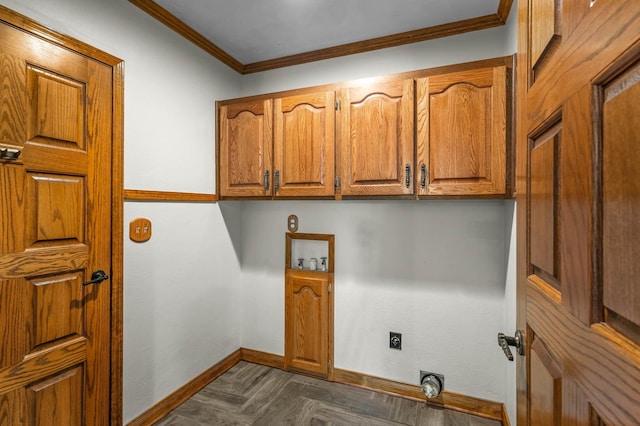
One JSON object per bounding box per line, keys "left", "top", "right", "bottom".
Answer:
{"left": 32, "top": 273, "right": 83, "bottom": 348}
{"left": 27, "top": 67, "right": 85, "bottom": 149}
{"left": 529, "top": 121, "right": 560, "bottom": 289}
{"left": 27, "top": 366, "right": 83, "bottom": 426}
{"left": 559, "top": 87, "right": 594, "bottom": 325}
{"left": 26, "top": 174, "right": 84, "bottom": 248}
{"left": 602, "top": 59, "right": 640, "bottom": 341}
{"left": 529, "top": 334, "right": 562, "bottom": 426}
{"left": 529, "top": 0, "right": 562, "bottom": 82}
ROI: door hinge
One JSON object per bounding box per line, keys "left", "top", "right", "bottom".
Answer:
{"left": 328, "top": 283, "right": 332, "bottom": 294}
{"left": 335, "top": 99, "right": 341, "bottom": 110}
{"left": 334, "top": 176, "right": 340, "bottom": 188}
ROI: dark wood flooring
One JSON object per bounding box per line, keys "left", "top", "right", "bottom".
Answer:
{"left": 155, "top": 361, "right": 502, "bottom": 426}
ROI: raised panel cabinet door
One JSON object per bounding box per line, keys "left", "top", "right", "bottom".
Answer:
{"left": 273, "top": 91, "right": 335, "bottom": 197}
{"left": 338, "top": 79, "right": 414, "bottom": 196}
{"left": 517, "top": 0, "right": 640, "bottom": 425}
{"left": 219, "top": 99, "right": 273, "bottom": 198}
{"left": 416, "top": 66, "right": 507, "bottom": 196}
{"left": 0, "top": 19, "right": 113, "bottom": 426}
{"left": 284, "top": 270, "right": 331, "bottom": 378}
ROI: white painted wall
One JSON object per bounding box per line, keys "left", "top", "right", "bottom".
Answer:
{"left": 0, "top": 0, "right": 242, "bottom": 422}
{"left": 239, "top": 200, "right": 508, "bottom": 401}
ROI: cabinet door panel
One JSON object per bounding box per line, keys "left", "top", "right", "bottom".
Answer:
{"left": 219, "top": 100, "right": 273, "bottom": 197}
{"left": 285, "top": 270, "right": 331, "bottom": 377}
{"left": 339, "top": 80, "right": 414, "bottom": 196}
{"left": 274, "top": 91, "right": 335, "bottom": 197}
{"left": 417, "top": 66, "right": 507, "bottom": 196}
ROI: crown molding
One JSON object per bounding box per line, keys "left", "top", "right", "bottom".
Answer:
{"left": 129, "top": 0, "right": 513, "bottom": 74}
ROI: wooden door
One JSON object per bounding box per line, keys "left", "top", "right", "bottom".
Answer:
{"left": 273, "top": 91, "right": 335, "bottom": 198}
{"left": 338, "top": 80, "right": 414, "bottom": 196}
{"left": 416, "top": 66, "right": 507, "bottom": 197}
{"left": 0, "top": 17, "right": 113, "bottom": 426}
{"left": 284, "top": 269, "right": 333, "bottom": 378}
{"left": 517, "top": 0, "right": 640, "bottom": 424}
{"left": 218, "top": 99, "right": 273, "bottom": 198}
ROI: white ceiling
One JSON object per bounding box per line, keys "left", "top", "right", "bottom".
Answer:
{"left": 153, "top": 0, "right": 503, "bottom": 65}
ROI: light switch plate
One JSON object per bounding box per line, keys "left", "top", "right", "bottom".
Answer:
{"left": 130, "top": 218, "right": 152, "bottom": 242}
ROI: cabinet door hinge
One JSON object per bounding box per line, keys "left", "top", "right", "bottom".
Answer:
{"left": 334, "top": 176, "right": 340, "bottom": 189}
{"left": 335, "top": 99, "right": 341, "bottom": 110}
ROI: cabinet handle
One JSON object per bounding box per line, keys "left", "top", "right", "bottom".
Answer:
{"left": 420, "top": 163, "right": 427, "bottom": 189}
{"left": 264, "top": 170, "right": 270, "bottom": 191}
{"left": 405, "top": 164, "right": 411, "bottom": 188}
{"left": 275, "top": 170, "right": 280, "bottom": 191}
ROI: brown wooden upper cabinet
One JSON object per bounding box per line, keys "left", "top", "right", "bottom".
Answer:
{"left": 274, "top": 91, "right": 335, "bottom": 197}
{"left": 219, "top": 99, "right": 273, "bottom": 197}
{"left": 338, "top": 79, "right": 414, "bottom": 196}
{"left": 416, "top": 66, "right": 507, "bottom": 196}
{"left": 219, "top": 92, "right": 335, "bottom": 198}
{"left": 217, "top": 58, "right": 512, "bottom": 200}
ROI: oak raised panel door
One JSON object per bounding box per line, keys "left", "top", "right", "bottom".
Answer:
{"left": 219, "top": 99, "right": 273, "bottom": 198}
{"left": 338, "top": 80, "right": 414, "bottom": 196}
{"left": 273, "top": 91, "right": 335, "bottom": 197}
{"left": 517, "top": 0, "right": 640, "bottom": 424}
{"left": 284, "top": 269, "right": 331, "bottom": 378}
{"left": 0, "top": 19, "right": 113, "bottom": 425}
{"left": 416, "top": 66, "right": 507, "bottom": 196}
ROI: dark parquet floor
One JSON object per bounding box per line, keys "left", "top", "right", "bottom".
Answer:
{"left": 155, "top": 361, "right": 502, "bottom": 426}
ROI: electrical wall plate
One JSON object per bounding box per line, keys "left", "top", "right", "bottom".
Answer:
{"left": 130, "top": 218, "right": 152, "bottom": 242}
{"left": 287, "top": 215, "right": 298, "bottom": 232}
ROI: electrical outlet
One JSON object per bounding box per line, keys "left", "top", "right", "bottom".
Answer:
{"left": 389, "top": 332, "right": 402, "bottom": 350}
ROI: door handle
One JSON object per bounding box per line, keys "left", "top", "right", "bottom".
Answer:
{"left": 498, "top": 330, "right": 524, "bottom": 361}
{"left": 0, "top": 148, "right": 21, "bottom": 160}
{"left": 83, "top": 270, "right": 109, "bottom": 286}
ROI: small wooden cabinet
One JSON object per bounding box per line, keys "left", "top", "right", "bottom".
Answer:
{"left": 219, "top": 99, "right": 273, "bottom": 197}
{"left": 416, "top": 65, "right": 507, "bottom": 196}
{"left": 274, "top": 91, "right": 335, "bottom": 197}
{"left": 284, "top": 233, "right": 334, "bottom": 379}
{"left": 338, "top": 79, "right": 414, "bottom": 196}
